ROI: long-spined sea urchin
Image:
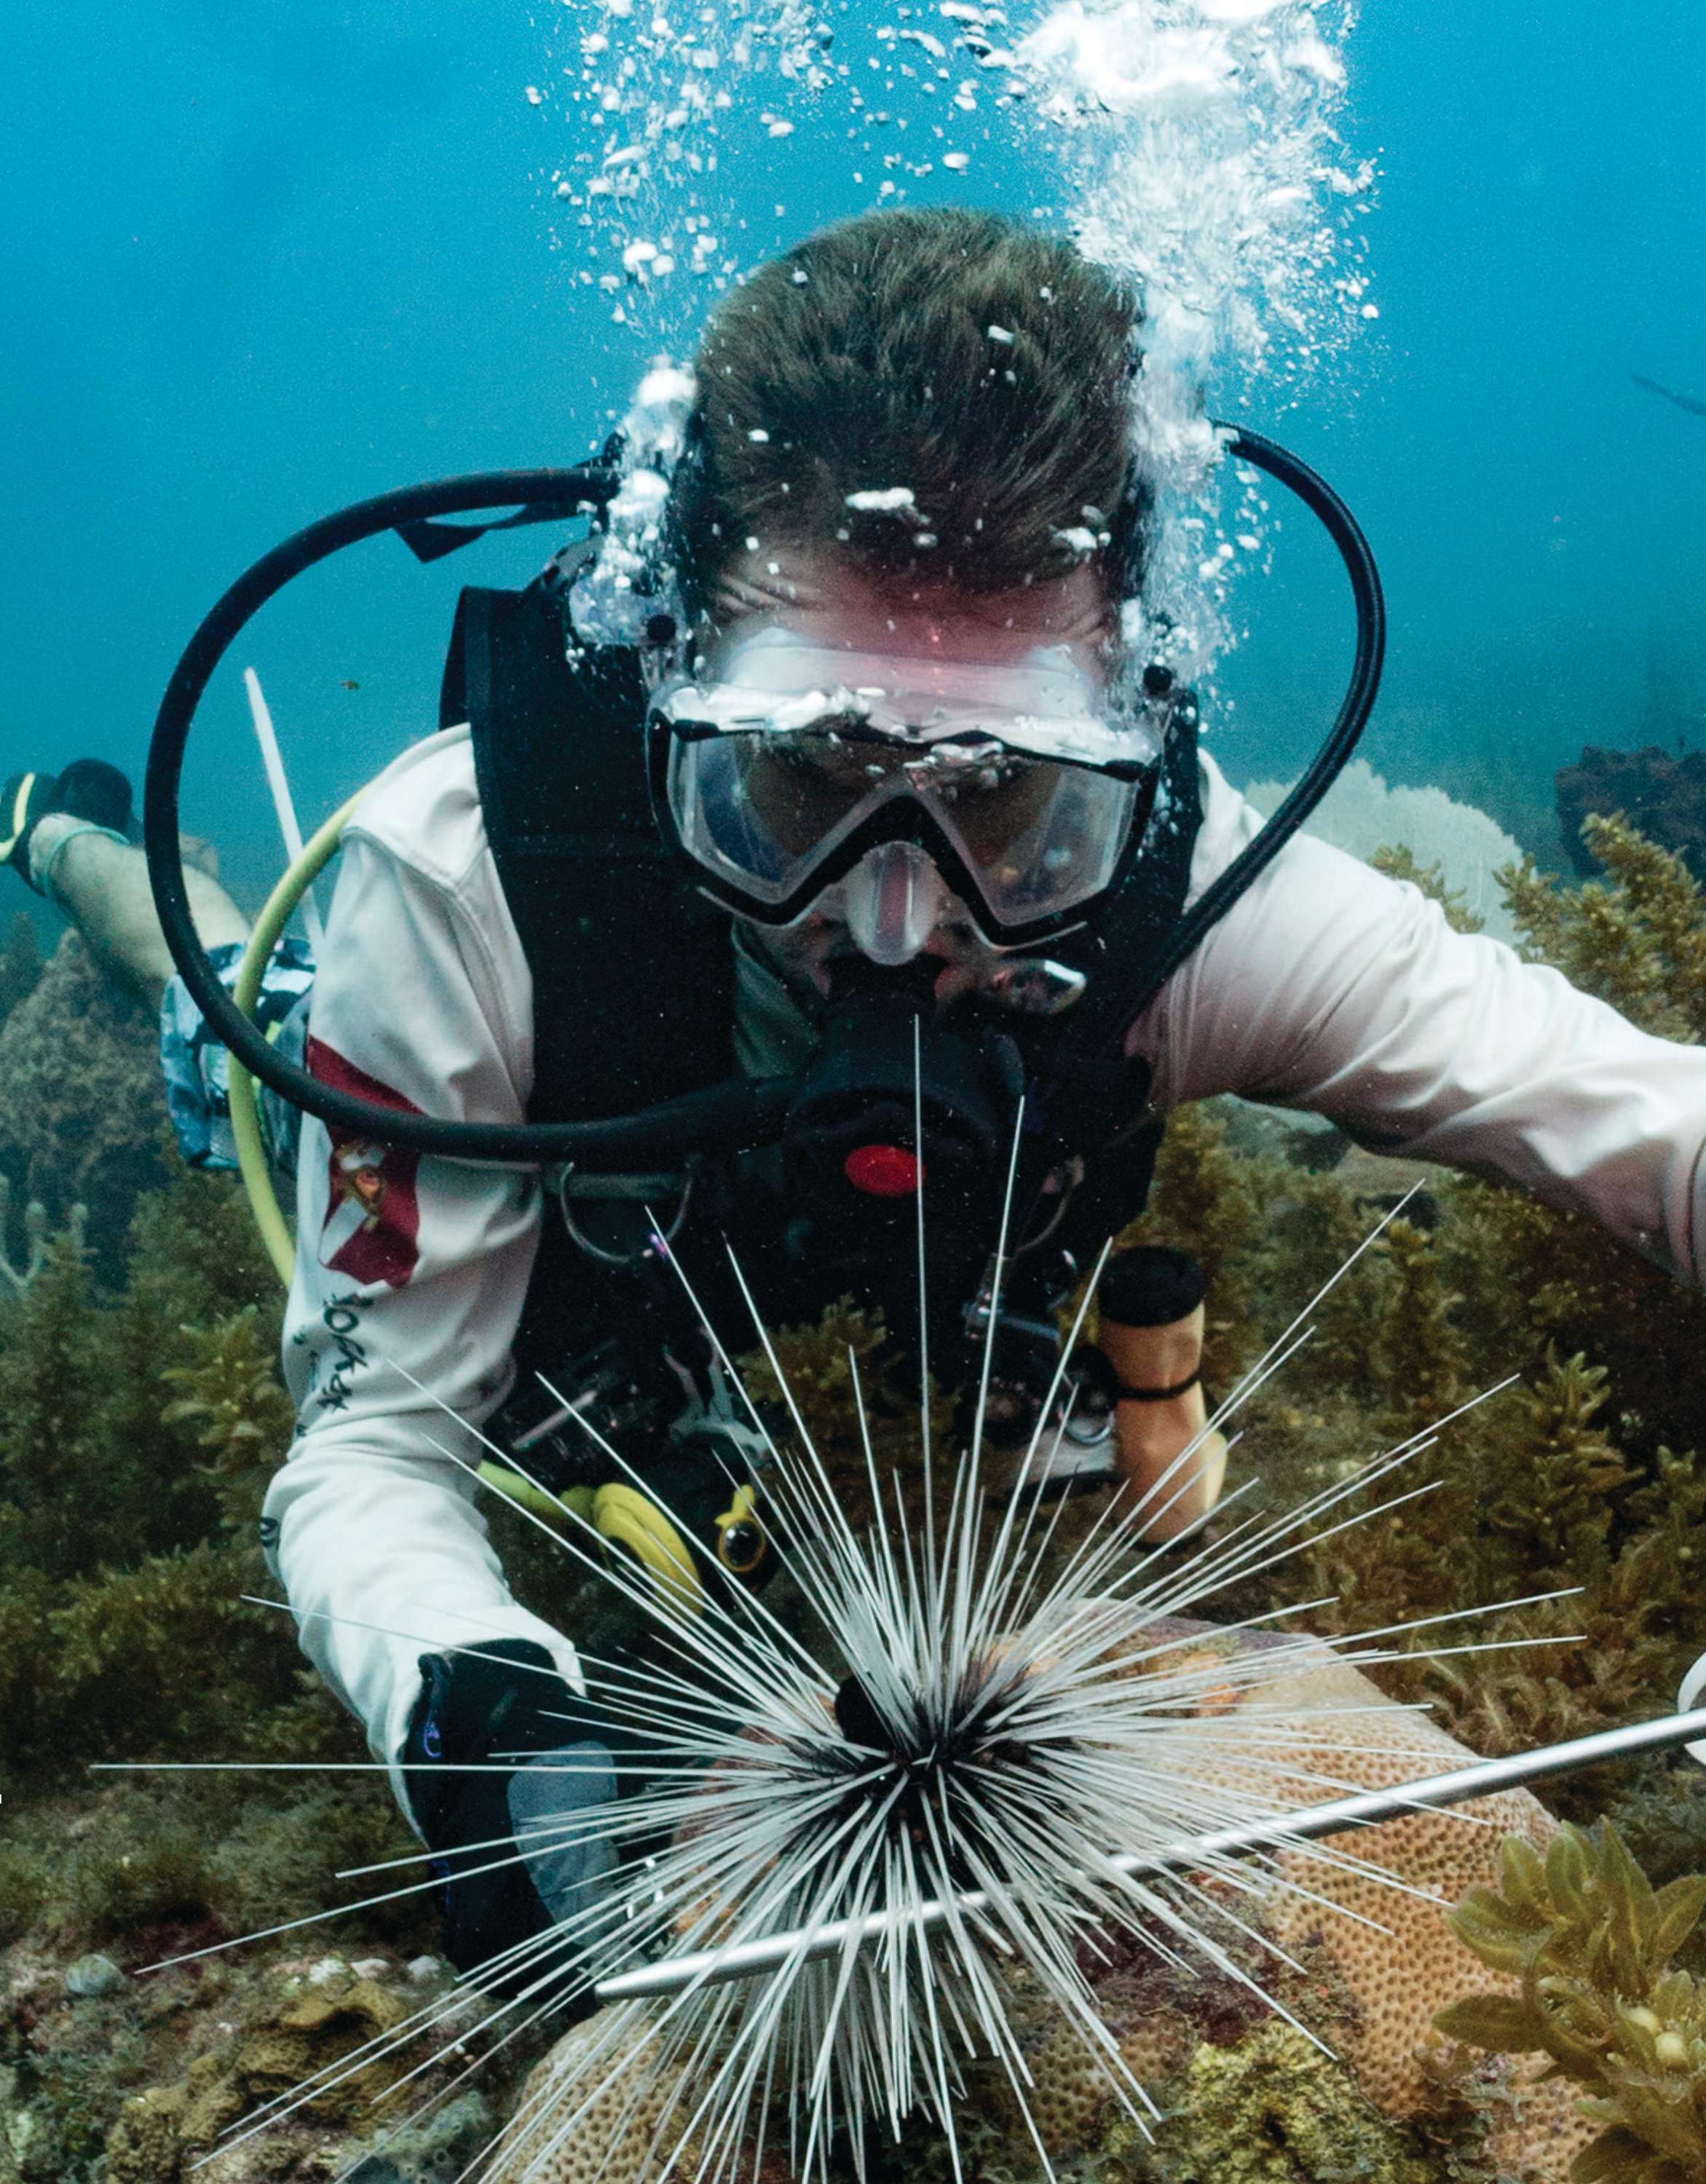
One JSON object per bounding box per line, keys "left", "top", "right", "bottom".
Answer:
{"left": 115, "top": 1133, "right": 1592, "bottom": 2184}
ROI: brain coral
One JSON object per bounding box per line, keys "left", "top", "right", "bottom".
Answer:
{"left": 491, "top": 2017, "right": 794, "bottom": 2184}
{"left": 1130, "top": 1622, "right": 1598, "bottom": 2176}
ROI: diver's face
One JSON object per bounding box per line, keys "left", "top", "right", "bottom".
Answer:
{"left": 708, "top": 545, "right": 1117, "bottom": 1004}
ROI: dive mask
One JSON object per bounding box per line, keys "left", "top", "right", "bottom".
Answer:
{"left": 649, "top": 627, "right": 1160, "bottom": 950}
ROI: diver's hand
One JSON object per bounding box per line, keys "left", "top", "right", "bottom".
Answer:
{"left": 403, "top": 1638, "right": 631, "bottom": 2009}
{"left": 1681, "top": 1653, "right": 1706, "bottom": 1767}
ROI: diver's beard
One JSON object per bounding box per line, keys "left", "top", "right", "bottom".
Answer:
{"left": 739, "top": 903, "right": 1011, "bottom": 1008}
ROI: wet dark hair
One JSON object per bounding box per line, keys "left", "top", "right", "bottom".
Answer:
{"left": 673, "top": 207, "right": 1147, "bottom": 608}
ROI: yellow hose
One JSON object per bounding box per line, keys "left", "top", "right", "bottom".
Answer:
{"left": 222, "top": 791, "right": 636, "bottom": 1546}
{"left": 223, "top": 789, "right": 560, "bottom": 1526}
{"left": 228, "top": 794, "right": 363, "bottom": 1286}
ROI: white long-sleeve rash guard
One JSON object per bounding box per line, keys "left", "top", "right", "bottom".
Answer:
{"left": 266, "top": 724, "right": 1706, "bottom": 1798}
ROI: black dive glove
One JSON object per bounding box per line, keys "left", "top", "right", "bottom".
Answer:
{"left": 403, "top": 1638, "right": 655, "bottom": 2009}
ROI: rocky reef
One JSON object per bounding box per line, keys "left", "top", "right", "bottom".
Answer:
{"left": 3, "top": 819, "right": 1705, "bottom": 2177}
{"left": 1557, "top": 744, "right": 1706, "bottom": 883}
{"left": 0, "top": 930, "right": 173, "bottom": 1288}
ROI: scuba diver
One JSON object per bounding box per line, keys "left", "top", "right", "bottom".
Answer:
{"left": 15, "top": 207, "right": 1706, "bottom": 1998}
{"left": 0, "top": 759, "right": 310, "bottom": 1168}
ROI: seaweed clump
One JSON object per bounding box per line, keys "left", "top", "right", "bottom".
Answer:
{"left": 1370, "top": 844, "right": 1488, "bottom": 935}
{"left": 0, "top": 1157, "right": 414, "bottom": 1802}
{"left": 1437, "top": 1821, "right": 1706, "bottom": 2183}
{"left": 1433, "top": 815, "right": 1706, "bottom": 1478}
{"left": 0, "top": 1169, "right": 308, "bottom": 1771}
{"left": 1506, "top": 813, "right": 1706, "bottom": 1038}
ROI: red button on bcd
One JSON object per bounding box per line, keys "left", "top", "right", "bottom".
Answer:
{"left": 843, "top": 1143, "right": 923, "bottom": 1198}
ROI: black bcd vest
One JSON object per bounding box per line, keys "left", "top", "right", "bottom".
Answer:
{"left": 443, "top": 566, "right": 1204, "bottom": 1412}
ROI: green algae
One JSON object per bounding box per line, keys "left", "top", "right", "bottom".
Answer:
{"left": 1149, "top": 2022, "right": 1433, "bottom": 2184}
{"left": 1438, "top": 1822, "right": 1706, "bottom": 2183}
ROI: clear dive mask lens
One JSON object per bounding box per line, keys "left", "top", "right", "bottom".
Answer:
{"left": 651, "top": 629, "right": 1152, "bottom": 943}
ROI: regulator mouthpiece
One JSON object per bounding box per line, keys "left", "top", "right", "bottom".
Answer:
{"left": 842, "top": 841, "right": 949, "bottom": 967}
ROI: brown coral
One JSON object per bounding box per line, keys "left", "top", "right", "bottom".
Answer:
{"left": 231, "top": 1978, "right": 411, "bottom": 2122}
{"left": 101, "top": 1976, "right": 419, "bottom": 2183}
{"left": 106, "top": 2080, "right": 194, "bottom": 2184}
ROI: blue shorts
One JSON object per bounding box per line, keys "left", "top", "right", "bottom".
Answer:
{"left": 159, "top": 939, "right": 315, "bottom": 1176}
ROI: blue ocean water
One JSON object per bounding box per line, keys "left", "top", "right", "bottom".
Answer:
{"left": 3, "top": 1, "right": 1702, "bottom": 911}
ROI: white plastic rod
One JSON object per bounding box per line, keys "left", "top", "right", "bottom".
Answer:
{"left": 595, "top": 1701, "right": 1706, "bottom": 2003}
{"left": 244, "top": 667, "right": 326, "bottom": 957}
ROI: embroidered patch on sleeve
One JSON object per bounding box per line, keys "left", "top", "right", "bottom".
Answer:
{"left": 307, "top": 1036, "right": 423, "bottom": 1289}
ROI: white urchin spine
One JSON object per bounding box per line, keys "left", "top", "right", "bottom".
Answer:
{"left": 429, "top": 1188, "right": 1540, "bottom": 2183}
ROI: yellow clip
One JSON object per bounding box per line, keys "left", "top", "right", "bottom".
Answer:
{"left": 714, "top": 1482, "right": 768, "bottom": 1577}
{"left": 592, "top": 1483, "right": 706, "bottom": 1616}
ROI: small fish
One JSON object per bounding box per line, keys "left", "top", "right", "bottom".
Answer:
{"left": 339, "top": 678, "right": 360, "bottom": 691}
{"left": 1632, "top": 373, "right": 1706, "bottom": 421}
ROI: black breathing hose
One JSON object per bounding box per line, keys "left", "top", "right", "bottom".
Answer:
{"left": 1110, "top": 425, "right": 1386, "bottom": 1041}
{"left": 143, "top": 428, "right": 1382, "bottom": 1165}
{"left": 141, "top": 467, "right": 797, "bottom": 1166}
